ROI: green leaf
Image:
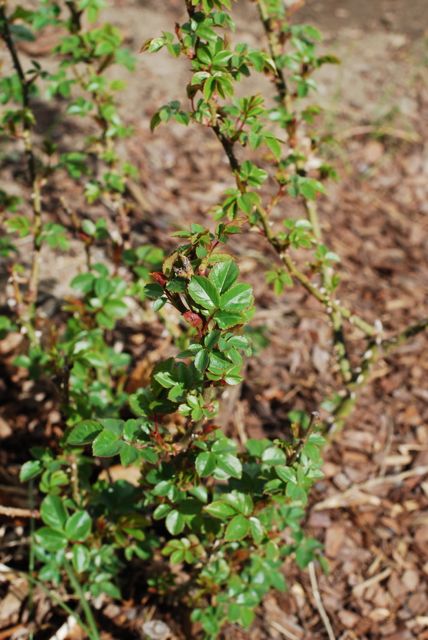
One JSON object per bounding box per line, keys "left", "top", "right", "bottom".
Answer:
{"left": 296, "top": 537, "right": 322, "bottom": 568}
{"left": 275, "top": 465, "right": 295, "bottom": 483}
{"left": 103, "top": 299, "right": 128, "bottom": 318}
{"left": 188, "top": 276, "right": 220, "bottom": 311}
{"left": 119, "top": 443, "right": 139, "bottom": 466}
{"left": 65, "top": 511, "right": 92, "bottom": 542}
{"left": 67, "top": 420, "right": 103, "bottom": 445}
{"left": 165, "top": 509, "right": 185, "bottom": 535}
{"left": 270, "top": 570, "right": 286, "bottom": 591}
{"left": 262, "top": 446, "right": 286, "bottom": 465}
{"left": 72, "top": 544, "right": 90, "bottom": 573}
{"left": 40, "top": 496, "right": 67, "bottom": 531}
{"left": 20, "top": 460, "right": 42, "bottom": 482}
{"left": 153, "top": 503, "right": 171, "bottom": 520}
{"left": 216, "top": 453, "right": 242, "bottom": 479}
{"left": 223, "top": 491, "right": 253, "bottom": 515}
{"left": 189, "top": 485, "right": 208, "bottom": 503}
{"left": 194, "top": 349, "right": 209, "bottom": 372}
{"left": 6, "top": 215, "right": 31, "bottom": 237}
{"left": 204, "top": 501, "right": 236, "bottom": 520}
{"left": 154, "top": 371, "right": 176, "bottom": 388}
{"left": 35, "top": 527, "right": 67, "bottom": 552}
{"left": 224, "top": 515, "right": 250, "bottom": 541}
{"left": 214, "top": 310, "right": 243, "bottom": 329}
{"left": 249, "top": 517, "right": 264, "bottom": 544}
{"left": 92, "top": 430, "right": 122, "bottom": 457}
{"left": 245, "top": 439, "right": 271, "bottom": 457}
{"left": 195, "top": 452, "right": 216, "bottom": 477}
{"left": 209, "top": 260, "right": 238, "bottom": 294}
{"left": 220, "top": 283, "right": 253, "bottom": 312}
{"left": 70, "top": 273, "right": 94, "bottom": 294}
{"left": 10, "top": 24, "right": 36, "bottom": 42}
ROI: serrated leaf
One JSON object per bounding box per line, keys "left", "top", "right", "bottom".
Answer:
{"left": 245, "top": 438, "right": 271, "bottom": 457}
{"left": 223, "top": 491, "right": 253, "bottom": 515}
{"left": 154, "top": 371, "right": 176, "bottom": 388}
{"left": 92, "top": 430, "right": 122, "bottom": 457}
{"left": 220, "top": 283, "right": 253, "bottom": 312}
{"left": 67, "top": 420, "right": 103, "bottom": 445}
{"left": 188, "top": 276, "right": 220, "bottom": 311}
{"left": 208, "top": 260, "right": 239, "bottom": 294}
{"left": 214, "top": 310, "right": 243, "bottom": 329}
{"left": 119, "top": 443, "right": 139, "bottom": 466}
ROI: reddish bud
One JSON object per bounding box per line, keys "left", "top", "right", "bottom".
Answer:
{"left": 151, "top": 271, "right": 167, "bottom": 287}
{"left": 202, "top": 423, "right": 217, "bottom": 435}
{"left": 183, "top": 311, "right": 203, "bottom": 329}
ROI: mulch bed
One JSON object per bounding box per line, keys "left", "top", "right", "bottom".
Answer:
{"left": 1, "top": 1, "right": 427, "bottom": 638}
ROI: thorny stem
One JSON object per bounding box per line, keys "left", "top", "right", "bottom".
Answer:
{"left": 328, "top": 316, "right": 428, "bottom": 434}
{"left": 0, "top": 5, "right": 43, "bottom": 311}
{"left": 182, "top": 0, "right": 428, "bottom": 434}
{"left": 254, "top": 0, "right": 289, "bottom": 103}
{"left": 210, "top": 128, "right": 377, "bottom": 338}
{"left": 65, "top": 1, "right": 132, "bottom": 252}
{"left": 304, "top": 199, "right": 352, "bottom": 384}
{"left": 254, "top": 4, "right": 428, "bottom": 431}
{"left": 288, "top": 412, "right": 319, "bottom": 464}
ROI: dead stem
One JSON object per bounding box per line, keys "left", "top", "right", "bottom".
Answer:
{"left": 0, "top": 504, "right": 40, "bottom": 519}
{"left": 308, "top": 561, "right": 336, "bottom": 640}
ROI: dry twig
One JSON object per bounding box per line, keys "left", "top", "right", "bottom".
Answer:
{"left": 308, "top": 561, "right": 336, "bottom": 640}
{"left": 0, "top": 504, "right": 40, "bottom": 519}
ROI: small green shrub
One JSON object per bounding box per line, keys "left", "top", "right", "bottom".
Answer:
{"left": 0, "top": 1, "right": 426, "bottom": 638}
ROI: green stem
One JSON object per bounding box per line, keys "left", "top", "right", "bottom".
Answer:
{"left": 1, "top": 566, "right": 91, "bottom": 636}
{"left": 64, "top": 559, "right": 101, "bottom": 640}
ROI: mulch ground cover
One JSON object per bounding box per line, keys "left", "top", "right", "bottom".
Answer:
{"left": 0, "top": 1, "right": 427, "bottom": 638}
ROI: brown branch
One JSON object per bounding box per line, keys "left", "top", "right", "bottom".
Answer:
{"left": 65, "top": 0, "right": 82, "bottom": 32}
